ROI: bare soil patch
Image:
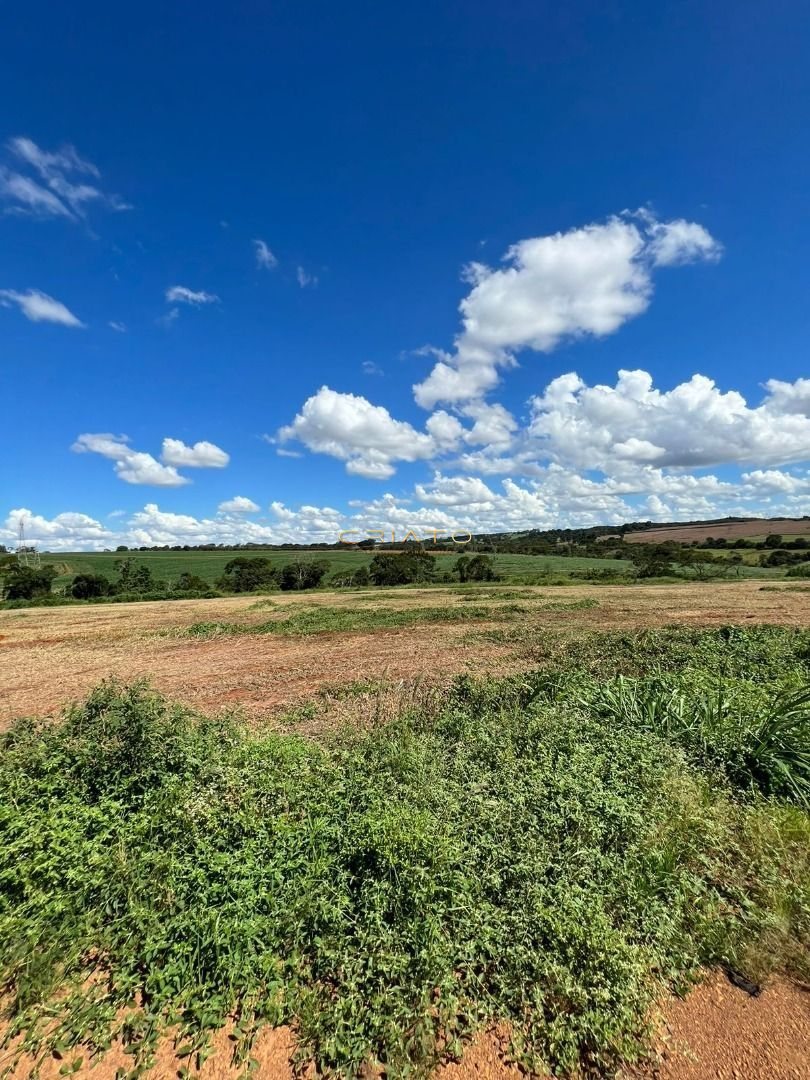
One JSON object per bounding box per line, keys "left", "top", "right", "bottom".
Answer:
{"left": 2, "top": 582, "right": 809, "bottom": 728}
{"left": 640, "top": 972, "right": 810, "bottom": 1079}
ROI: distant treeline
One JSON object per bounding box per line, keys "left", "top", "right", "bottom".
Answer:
{"left": 0, "top": 552, "right": 502, "bottom": 606}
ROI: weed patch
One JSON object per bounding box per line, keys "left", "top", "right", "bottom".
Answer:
{"left": 183, "top": 603, "right": 525, "bottom": 639}
{"left": 1, "top": 635, "right": 808, "bottom": 1078}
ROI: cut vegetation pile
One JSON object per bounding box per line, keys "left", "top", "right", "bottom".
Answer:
{"left": 1, "top": 627, "right": 809, "bottom": 1078}
{"left": 181, "top": 602, "right": 529, "bottom": 639}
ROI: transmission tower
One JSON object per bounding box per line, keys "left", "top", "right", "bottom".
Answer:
{"left": 16, "top": 518, "right": 41, "bottom": 569}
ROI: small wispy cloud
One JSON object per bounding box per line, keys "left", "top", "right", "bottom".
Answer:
{"left": 0, "top": 136, "right": 130, "bottom": 220}
{"left": 165, "top": 285, "right": 219, "bottom": 306}
{"left": 254, "top": 239, "right": 278, "bottom": 270}
{"left": 0, "top": 288, "right": 85, "bottom": 327}
{"left": 108, "top": 320, "right": 126, "bottom": 333}
{"left": 296, "top": 266, "right": 317, "bottom": 288}
{"left": 157, "top": 307, "right": 180, "bottom": 328}
{"left": 362, "top": 360, "right": 384, "bottom": 376}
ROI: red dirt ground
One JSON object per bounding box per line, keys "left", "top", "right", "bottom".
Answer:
{"left": 3, "top": 582, "right": 809, "bottom": 728}
{"left": 2, "top": 973, "right": 807, "bottom": 1078}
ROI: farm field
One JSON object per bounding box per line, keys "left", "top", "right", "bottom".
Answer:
{"left": 3, "top": 580, "right": 809, "bottom": 725}
{"left": 39, "top": 548, "right": 633, "bottom": 588}
{"left": 1, "top": 581, "right": 809, "bottom": 1080}
{"left": 623, "top": 518, "right": 810, "bottom": 543}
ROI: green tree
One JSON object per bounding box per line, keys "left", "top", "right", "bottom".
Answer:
{"left": 114, "top": 559, "right": 157, "bottom": 594}
{"left": 279, "top": 559, "right": 330, "bottom": 590}
{"left": 466, "top": 554, "right": 499, "bottom": 581}
{"left": 176, "top": 572, "right": 208, "bottom": 592}
{"left": 675, "top": 549, "right": 732, "bottom": 581}
{"left": 216, "top": 557, "right": 279, "bottom": 593}
{"left": 71, "top": 573, "right": 112, "bottom": 599}
{"left": 332, "top": 565, "right": 371, "bottom": 588}
{"left": 1, "top": 563, "right": 57, "bottom": 600}
{"left": 628, "top": 544, "right": 674, "bottom": 578}
{"left": 764, "top": 533, "right": 784, "bottom": 549}
{"left": 368, "top": 550, "right": 436, "bottom": 586}
{"left": 351, "top": 566, "right": 370, "bottom": 586}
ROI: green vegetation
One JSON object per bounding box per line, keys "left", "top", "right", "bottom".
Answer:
{"left": 1, "top": 543, "right": 788, "bottom": 608}
{"left": 0, "top": 560, "right": 57, "bottom": 600}
{"left": 183, "top": 602, "right": 526, "bottom": 638}
{"left": 216, "top": 555, "right": 281, "bottom": 593}
{"left": 37, "top": 548, "right": 633, "bottom": 589}
{"left": 1, "top": 626, "right": 808, "bottom": 1078}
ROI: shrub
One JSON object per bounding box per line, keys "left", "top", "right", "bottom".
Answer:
{"left": 456, "top": 554, "right": 500, "bottom": 582}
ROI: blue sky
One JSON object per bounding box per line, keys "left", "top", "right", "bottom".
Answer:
{"left": 1, "top": 0, "right": 809, "bottom": 549}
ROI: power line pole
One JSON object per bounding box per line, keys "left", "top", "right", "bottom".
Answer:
{"left": 16, "top": 517, "right": 41, "bottom": 569}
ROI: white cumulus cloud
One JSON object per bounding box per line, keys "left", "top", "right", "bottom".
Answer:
{"left": 72, "top": 433, "right": 189, "bottom": 487}
{"left": 278, "top": 386, "right": 457, "bottom": 479}
{"left": 161, "top": 438, "right": 230, "bottom": 469}
{"left": 218, "top": 496, "right": 260, "bottom": 513}
{"left": 413, "top": 211, "right": 722, "bottom": 408}
{"left": 527, "top": 370, "right": 810, "bottom": 471}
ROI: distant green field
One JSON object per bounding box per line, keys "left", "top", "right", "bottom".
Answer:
{"left": 40, "top": 549, "right": 633, "bottom": 587}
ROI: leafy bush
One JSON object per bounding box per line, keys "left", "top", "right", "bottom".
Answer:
{"left": 455, "top": 554, "right": 500, "bottom": 582}
{"left": 176, "top": 571, "right": 209, "bottom": 592}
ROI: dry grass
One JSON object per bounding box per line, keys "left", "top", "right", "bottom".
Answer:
{"left": 2, "top": 582, "right": 810, "bottom": 728}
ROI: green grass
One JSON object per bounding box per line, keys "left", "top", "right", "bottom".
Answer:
{"left": 38, "top": 549, "right": 633, "bottom": 589}
{"left": 1, "top": 626, "right": 808, "bottom": 1078}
